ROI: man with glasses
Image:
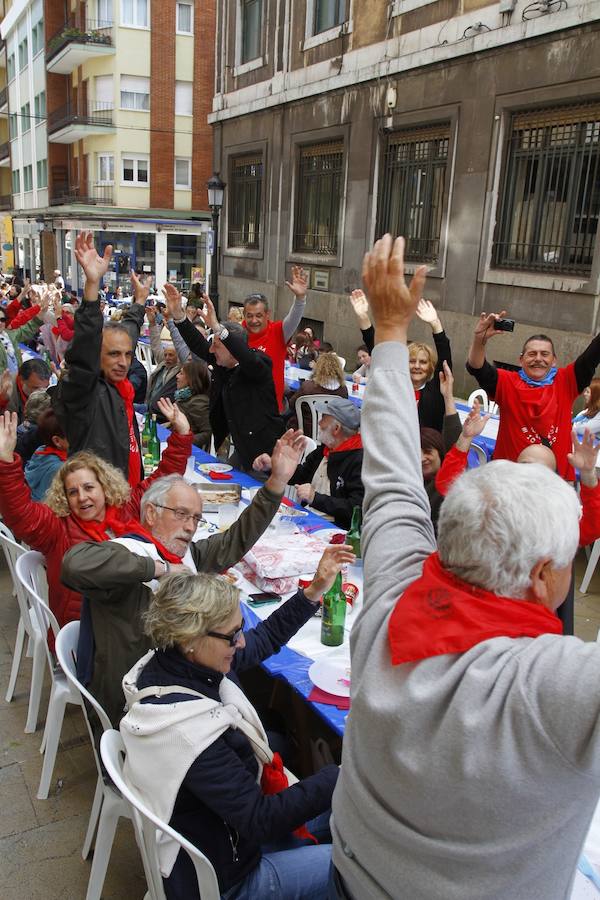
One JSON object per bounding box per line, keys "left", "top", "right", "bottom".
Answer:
{"left": 61, "top": 429, "right": 306, "bottom": 726}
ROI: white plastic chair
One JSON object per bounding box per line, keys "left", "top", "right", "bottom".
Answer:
{"left": 15, "top": 551, "right": 82, "bottom": 799}
{"left": 467, "top": 388, "right": 499, "bottom": 417}
{"left": 100, "top": 730, "right": 220, "bottom": 900}
{"left": 55, "top": 621, "right": 133, "bottom": 900}
{"left": 300, "top": 435, "right": 317, "bottom": 462}
{"left": 1, "top": 524, "right": 47, "bottom": 733}
{"left": 336, "top": 355, "right": 346, "bottom": 371}
{"left": 136, "top": 341, "right": 156, "bottom": 377}
{"left": 295, "top": 394, "right": 336, "bottom": 439}
{"left": 580, "top": 540, "right": 600, "bottom": 594}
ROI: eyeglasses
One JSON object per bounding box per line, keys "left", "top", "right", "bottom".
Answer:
{"left": 152, "top": 503, "right": 202, "bottom": 526}
{"left": 207, "top": 619, "right": 245, "bottom": 647}
{"left": 0, "top": 317, "right": 6, "bottom": 323}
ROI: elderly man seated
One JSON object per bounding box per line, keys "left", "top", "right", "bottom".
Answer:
{"left": 330, "top": 235, "right": 600, "bottom": 900}
{"left": 61, "top": 430, "right": 305, "bottom": 726}
{"left": 253, "top": 396, "right": 364, "bottom": 530}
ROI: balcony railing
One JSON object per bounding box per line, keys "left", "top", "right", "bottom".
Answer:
{"left": 0, "top": 194, "right": 11, "bottom": 210}
{"left": 0, "top": 86, "right": 7, "bottom": 109}
{"left": 46, "top": 19, "right": 114, "bottom": 64}
{"left": 49, "top": 182, "right": 114, "bottom": 206}
{"left": 0, "top": 141, "right": 9, "bottom": 161}
{"left": 47, "top": 101, "right": 114, "bottom": 136}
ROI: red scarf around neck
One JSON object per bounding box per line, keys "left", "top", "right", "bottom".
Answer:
{"left": 72, "top": 505, "right": 183, "bottom": 563}
{"left": 113, "top": 378, "right": 141, "bottom": 488}
{"left": 34, "top": 445, "right": 68, "bottom": 461}
{"left": 388, "top": 552, "right": 562, "bottom": 666}
{"left": 323, "top": 432, "right": 362, "bottom": 459}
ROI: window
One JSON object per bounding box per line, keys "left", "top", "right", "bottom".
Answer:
{"left": 7, "top": 54, "right": 15, "bottom": 81}
{"left": 31, "top": 19, "right": 44, "bottom": 55}
{"left": 175, "top": 81, "right": 193, "bottom": 116}
{"left": 493, "top": 102, "right": 600, "bottom": 277}
{"left": 18, "top": 37, "right": 28, "bottom": 71}
{"left": 98, "top": 153, "right": 114, "bottom": 184}
{"left": 174, "top": 157, "right": 191, "bottom": 189}
{"left": 376, "top": 123, "right": 451, "bottom": 264}
{"left": 98, "top": 0, "right": 114, "bottom": 22}
{"left": 293, "top": 140, "right": 343, "bottom": 255}
{"left": 122, "top": 0, "right": 149, "bottom": 27}
{"left": 95, "top": 75, "right": 114, "bottom": 108}
{"left": 176, "top": 1, "right": 193, "bottom": 33}
{"left": 37, "top": 159, "right": 47, "bottom": 189}
{"left": 122, "top": 154, "right": 149, "bottom": 185}
{"left": 9, "top": 113, "right": 17, "bottom": 140}
{"left": 12, "top": 170, "right": 20, "bottom": 194}
{"left": 313, "top": 0, "right": 346, "bottom": 34}
{"left": 241, "top": 0, "right": 261, "bottom": 63}
{"left": 20, "top": 102, "right": 31, "bottom": 134}
{"left": 34, "top": 91, "right": 46, "bottom": 121}
{"left": 23, "top": 165, "right": 33, "bottom": 192}
{"left": 228, "top": 153, "right": 263, "bottom": 249}
{"left": 120, "top": 75, "right": 150, "bottom": 111}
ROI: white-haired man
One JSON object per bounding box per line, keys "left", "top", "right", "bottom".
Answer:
{"left": 61, "top": 430, "right": 305, "bottom": 726}
{"left": 330, "top": 235, "right": 598, "bottom": 900}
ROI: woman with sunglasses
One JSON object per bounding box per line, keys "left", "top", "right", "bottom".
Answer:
{"left": 120, "top": 543, "right": 354, "bottom": 900}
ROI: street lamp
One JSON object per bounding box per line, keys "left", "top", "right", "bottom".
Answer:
{"left": 207, "top": 171, "right": 225, "bottom": 318}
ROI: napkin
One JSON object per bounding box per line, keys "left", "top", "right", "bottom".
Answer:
{"left": 209, "top": 470, "right": 233, "bottom": 481}
{"left": 308, "top": 686, "right": 351, "bottom": 710}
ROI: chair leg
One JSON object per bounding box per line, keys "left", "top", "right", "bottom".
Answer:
{"left": 24, "top": 639, "right": 46, "bottom": 734}
{"left": 25, "top": 633, "right": 34, "bottom": 658}
{"left": 36, "top": 684, "right": 68, "bottom": 800}
{"left": 82, "top": 776, "right": 103, "bottom": 860}
{"left": 580, "top": 540, "right": 600, "bottom": 594}
{"left": 85, "top": 790, "right": 124, "bottom": 900}
{"left": 5, "top": 617, "right": 25, "bottom": 702}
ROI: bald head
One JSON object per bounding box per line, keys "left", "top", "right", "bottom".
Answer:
{"left": 517, "top": 444, "right": 557, "bottom": 471}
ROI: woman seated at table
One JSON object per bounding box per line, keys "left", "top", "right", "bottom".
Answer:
{"left": 120, "top": 544, "right": 352, "bottom": 900}
{"left": 174, "top": 360, "right": 211, "bottom": 450}
{"left": 292, "top": 332, "right": 319, "bottom": 370}
{"left": 573, "top": 377, "right": 600, "bottom": 436}
{"left": 0, "top": 399, "right": 192, "bottom": 630}
{"left": 287, "top": 352, "right": 349, "bottom": 436}
{"left": 352, "top": 344, "right": 371, "bottom": 385}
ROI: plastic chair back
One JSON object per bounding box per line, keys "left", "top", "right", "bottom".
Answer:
{"left": 467, "top": 388, "right": 498, "bottom": 416}
{"left": 0, "top": 522, "right": 32, "bottom": 624}
{"left": 295, "top": 394, "right": 336, "bottom": 440}
{"left": 300, "top": 436, "right": 317, "bottom": 463}
{"left": 470, "top": 443, "right": 488, "bottom": 467}
{"left": 100, "top": 730, "right": 220, "bottom": 900}
{"left": 15, "top": 551, "right": 55, "bottom": 671}
{"left": 336, "top": 355, "right": 346, "bottom": 371}
{"left": 55, "top": 621, "right": 112, "bottom": 734}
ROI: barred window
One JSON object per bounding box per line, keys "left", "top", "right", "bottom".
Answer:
{"left": 493, "top": 103, "right": 600, "bottom": 276}
{"left": 376, "top": 123, "right": 450, "bottom": 264}
{"left": 228, "top": 154, "right": 263, "bottom": 249}
{"left": 293, "top": 141, "right": 343, "bottom": 256}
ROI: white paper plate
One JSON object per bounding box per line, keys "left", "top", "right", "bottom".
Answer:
{"left": 308, "top": 655, "right": 351, "bottom": 698}
{"left": 197, "top": 463, "right": 233, "bottom": 473}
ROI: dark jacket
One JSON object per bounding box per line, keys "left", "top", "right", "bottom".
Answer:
{"left": 146, "top": 362, "right": 181, "bottom": 417}
{"left": 173, "top": 318, "right": 284, "bottom": 470}
{"left": 290, "top": 443, "right": 364, "bottom": 529}
{"left": 177, "top": 393, "right": 211, "bottom": 449}
{"left": 52, "top": 299, "right": 146, "bottom": 481}
{"left": 61, "top": 483, "right": 283, "bottom": 727}
{"left": 128, "top": 357, "right": 148, "bottom": 405}
{"left": 134, "top": 592, "right": 339, "bottom": 898}
{"left": 424, "top": 412, "right": 463, "bottom": 532}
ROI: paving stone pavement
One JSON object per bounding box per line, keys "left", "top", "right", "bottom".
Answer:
{"left": 2, "top": 549, "right": 600, "bottom": 899}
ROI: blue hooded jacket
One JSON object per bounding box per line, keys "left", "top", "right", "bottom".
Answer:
{"left": 24, "top": 448, "right": 64, "bottom": 501}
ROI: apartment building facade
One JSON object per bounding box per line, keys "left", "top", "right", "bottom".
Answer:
{"left": 1, "top": 0, "right": 215, "bottom": 294}
{"left": 210, "top": 0, "right": 600, "bottom": 390}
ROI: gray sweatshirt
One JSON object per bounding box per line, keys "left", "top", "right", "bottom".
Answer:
{"left": 331, "top": 341, "right": 600, "bottom": 900}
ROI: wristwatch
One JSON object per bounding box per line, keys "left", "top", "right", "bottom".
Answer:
{"left": 218, "top": 325, "right": 229, "bottom": 340}
{"left": 159, "top": 559, "right": 171, "bottom": 576}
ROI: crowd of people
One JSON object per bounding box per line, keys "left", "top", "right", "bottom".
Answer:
{"left": 2, "top": 228, "right": 600, "bottom": 900}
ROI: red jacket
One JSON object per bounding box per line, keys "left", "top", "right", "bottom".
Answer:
{"left": 52, "top": 314, "right": 75, "bottom": 341}
{"left": 8, "top": 304, "right": 41, "bottom": 330}
{"left": 0, "top": 431, "right": 192, "bottom": 628}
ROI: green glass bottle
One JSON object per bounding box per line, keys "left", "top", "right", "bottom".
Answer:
{"left": 347, "top": 506, "right": 362, "bottom": 559}
{"left": 320, "top": 572, "right": 347, "bottom": 647}
{"left": 141, "top": 411, "right": 152, "bottom": 455}
{"left": 149, "top": 414, "right": 161, "bottom": 469}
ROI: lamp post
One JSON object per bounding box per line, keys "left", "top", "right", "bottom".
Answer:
{"left": 207, "top": 171, "right": 225, "bottom": 319}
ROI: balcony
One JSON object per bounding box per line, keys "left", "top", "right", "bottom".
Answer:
{"left": 49, "top": 182, "right": 114, "bottom": 207}
{"left": 0, "top": 141, "right": 9, "bottom": 167}
{"left": 0, "top": 194, "right": 11, "bottom": 211}
{"left": 47, "top": 102, "right": 115, "bottom": 144}
{"left": 46, "top": 19, "right": 115, "bottom": 74}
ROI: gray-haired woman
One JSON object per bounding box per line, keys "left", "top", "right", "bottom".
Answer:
{"left": 120, "top": 543, "right": 354, "bottom": 900}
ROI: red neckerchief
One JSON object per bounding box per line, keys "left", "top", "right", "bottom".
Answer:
{"left": 388, "top": 552, "right": 562, "bottom": 665}
{"left": 71, "top": 506, "right": 183, "bottom": 563}
{"left": 34, "top": 446, "right": 68, "bottom": 461}
{"left": 323, "top": 432, "right": 362, "bottom": 459}
{"left": 16, "top": 375, "right": 28, "bottom": 409}
{"left": 113, "top": 378, "right": 140, "bottom": 488}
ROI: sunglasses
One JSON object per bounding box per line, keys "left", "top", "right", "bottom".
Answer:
{"left": 206, "top": 618, "right": 245, "bottom": 647}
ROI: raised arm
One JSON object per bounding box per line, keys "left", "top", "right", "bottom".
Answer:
{"left": 165, "top": 317, "right": 191, "bottom": 364}
{"left": 465, "top": 310, "right": 508, "bottom": 394}
{"left": 574, "top": 333, "right": 600, "bottom": 393}
{"left": 282, "top": 266, "right": 308, "bottom": 342}
{"left": 163, "top": 284, "right": 211, "bottom": 362}
{"left": 148, "top": 317, "right": 164, "bottom": 365}
{"left": 349, "top": 289, "right": 374, "bottom": 353}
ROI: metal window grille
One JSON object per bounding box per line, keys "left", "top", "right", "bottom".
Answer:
{"left": 492, "top": 102, "right": 600, "bottom": 276}
{"left": 228, "top": 154, "right": 263, "bottom": 249}
{"left": 376, "top": 123, "right": 450, "bottom": 263}
{"left": 293, "top": 140, "right": 344, "bottom": 255}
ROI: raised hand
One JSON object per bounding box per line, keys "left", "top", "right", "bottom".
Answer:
{"left": 438, "top": 360, "right": 455, "bottom": 413}
{"left": 130, "top": 270, "right": 150, "bottom": 306}
{"left": 0, "top": 410, "right": 18, "bottom": 463}
{"left": 267, "top": 429, "right": 307, "bottom": 490}
{"left": 285, "top": 266, "right": 308, "bottom": 298}
{"left": 305, "top": 544, "right": 356, "bottom": 602}
{"left": 362, "top": 235, "right": 426, "bottom": 343}
{"left": 162, "top": 283, "right": 185, "bottom": 321}
{"left": 203, "top": 295, "right": 220, "bottom": 332}
{"left": 416, "top": 299, "right": 438, "bottom": 324}
{"left": 74, "top": 231, "right": 112, "bottom": 287}
{"left": 146, "top": 304, "right": 157, "bottom": 326}
{"left": 567, "top": 428, "right": 600, "bottom": 476}
{"left": 461, "top": 399, "right": 491, "bottom": 439}
{"left": 473, "top": 310, "right": 508, "bottom": 344}
{"left": 156, "top": 397, "right": 191, "bottom": 435}
{"left": 349, "top": 289, "right": 371, "bottom": 330}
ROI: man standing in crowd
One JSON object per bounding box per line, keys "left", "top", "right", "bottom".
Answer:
{"left": 466, "top": 310, "right": 600, "bottom": 479}
{"left": 53, "top": 232, "right": 149, "bottom": 484}
{"left": 331, "top": 234, "right": 600, "bottom": 900}
{"left": 61, "top": 430, "right": 306, "bottom": 726}
{"left": 7, "top": 358, "right": 51, "bottom": 423}
{"left": 253, "top": 397, "right": 364, "bottom": 529}
{"left": 243, "top": 267, "right": 309, "bottom": 411}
